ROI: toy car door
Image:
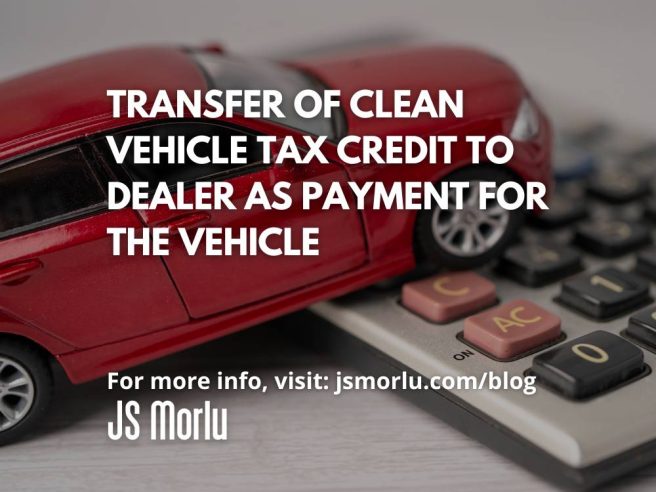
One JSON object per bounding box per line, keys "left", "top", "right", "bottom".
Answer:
{"left": 0, "top": 145, "right": 189, "bottom": 348}
{"left": 98, "top": 120, "right": 367, "bottom": 318}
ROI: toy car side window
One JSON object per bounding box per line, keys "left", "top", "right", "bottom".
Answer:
{"left": 98, "top": 121, "right": 264, "bottom": 187}
{"left": 0, "top": 146, "right": 106, "bottom": 239}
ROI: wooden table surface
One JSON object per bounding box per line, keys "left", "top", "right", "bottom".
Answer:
{"left": 2, "top": 321, "right": 655, "bottom": 491}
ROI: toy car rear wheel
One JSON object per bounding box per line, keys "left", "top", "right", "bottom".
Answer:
{"left": 415, "top": 166, "right": 526, "bottom": 269}
{"left": 0, "top": 339, "right": 53, "bottom": 446}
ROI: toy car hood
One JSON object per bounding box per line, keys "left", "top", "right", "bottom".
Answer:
{"left": 292, "top": 45, "right": 524, "bottom": 137}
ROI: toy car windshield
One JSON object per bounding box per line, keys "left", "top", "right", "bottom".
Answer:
{"left": 191, "top": 50, "right": 341, "bottom": 139}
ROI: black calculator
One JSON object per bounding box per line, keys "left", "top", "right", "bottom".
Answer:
{"left": 297, "top": 122, "right": 656, "bottom": 490}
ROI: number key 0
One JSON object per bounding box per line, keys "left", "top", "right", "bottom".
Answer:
{"left": 532, "top": 331, "right": 645, "bottom": 399}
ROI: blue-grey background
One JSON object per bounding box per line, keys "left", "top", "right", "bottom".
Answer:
{"left": 1, "top": 0, "right": 655, "bottom": 132}
{"left": 0, "top": 2, "right": 654, "bottom": 491}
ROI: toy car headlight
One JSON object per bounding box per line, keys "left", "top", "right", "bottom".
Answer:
{"left": 510, "top": 97, "right": 540, "bottom": 141}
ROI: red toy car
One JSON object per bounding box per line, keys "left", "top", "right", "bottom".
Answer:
{"left": 0, "top": 44, "right": 551, "bottom": 443}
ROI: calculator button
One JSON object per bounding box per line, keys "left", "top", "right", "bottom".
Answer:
{"left": 463, "top": 300, "right": 561, "bottom": 359}
{"left": 401, "top": 271, "right": 496, "bottom": 323}
{"left": 557, "top": 267, "right": 651, "bottom": 319}
{"left": 568, "top": 122, "right": 613, "bottom": 145}
{"left": 632, "top": 141, "right": 656, "bottom": 159}
{"left": 626, "top": 306, "right": 656, "bottom": 349}
{"left": 574, "top": 220, "right": 651, "bottom": 257}
{"left": 553, "top": 140, "right": 597, "bottom": 182}
{"left": 497, "top": 243, "right": 583, "bottom": 286}
{"left": 636, "top": 248, "right": 656, "bottom": 281}
{"left": 644, "top": 198, "right": 656, "bottom": 222}
{"left": 532, "top": 331, "right": 645, "bottom": 399}
{"left": 530, "top": 194, "right": 587, "bottom": 229}
{"left": 587, "top": 171, "right": 650, "bottom": 204}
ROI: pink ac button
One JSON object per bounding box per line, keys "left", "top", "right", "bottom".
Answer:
{"left": 464, "top": 299, "right": 562, "bottom": 359}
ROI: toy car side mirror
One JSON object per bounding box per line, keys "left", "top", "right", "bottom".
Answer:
{"left": 203, "top": 42, "right": 224, "bottom": 54}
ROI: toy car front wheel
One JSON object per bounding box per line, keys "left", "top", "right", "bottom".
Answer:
{"left": 415, "top": 166, "right": 526, "bottom": 269}
{"left": 0, "top": 340, "right": 53, "bottom": 445}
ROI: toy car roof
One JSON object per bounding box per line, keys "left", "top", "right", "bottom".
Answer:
{"left": 0, "top": 46, "right": 206, "bottom": 160}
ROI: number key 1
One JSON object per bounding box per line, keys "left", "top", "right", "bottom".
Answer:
{"left": 557, "top": 267, "right": 651, "bottom": 319}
